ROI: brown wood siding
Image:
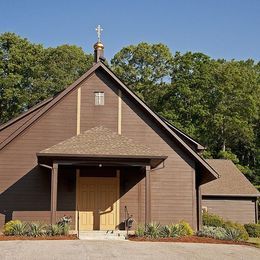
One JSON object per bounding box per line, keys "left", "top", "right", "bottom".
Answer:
{"left": 0, "top": 108, "right": 41, "bottom": 143}
{"left": 202, "top": 197, "right": 256, "bottom": 224}
{"left": 119, "top": 167, "right": 145, "bottom": 228}
{"left": 80, "top": 71, "right": 118, "bottom": 133}
{"left": 0, "top": 90, "right": 77, "bottom": 227}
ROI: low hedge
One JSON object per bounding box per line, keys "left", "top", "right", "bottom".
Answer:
{"left": 244, "top": 223, "right": 260, "bottom": 238}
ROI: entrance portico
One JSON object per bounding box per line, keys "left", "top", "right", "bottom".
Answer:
{"left": 37, "top": 127, "right": 166, "bottom": 231}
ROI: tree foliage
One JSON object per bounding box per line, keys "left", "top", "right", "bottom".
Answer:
{"left": 0, "top": 33, "right": 93, "bottom": 123}
{"left": 112, "top": 44, "right": 260, "bottom": 186}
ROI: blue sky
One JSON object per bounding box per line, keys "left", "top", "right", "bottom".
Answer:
{"left": 0, "top": 0, "right": 259, "bottom": 61}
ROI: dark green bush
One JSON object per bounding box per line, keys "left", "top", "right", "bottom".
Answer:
{"left": 202, "top": 212, "right": 224, "bottom": 227}
{"left": 244, "top": 223, "right": 260, "bottom": 238}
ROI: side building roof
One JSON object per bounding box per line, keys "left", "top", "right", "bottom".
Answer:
{"left": 201, "top": 159, "right": 259, "bottom": 197}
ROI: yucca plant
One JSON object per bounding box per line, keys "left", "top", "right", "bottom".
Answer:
{"left": 160, "top": 225, "right": 171, "bottom": 237}
{"left": 145, "top": 223, "right": 162, "bottom": 239}
{"left": 27, "top": 222, "right": 45, "bottom": 237}
{"left": 47, "top": 224, "right": 64, "bottom": 236}
{"left": 11, "top": 222, "right": 28, "bottom": 236}
{"left": 224, "top": 227, "right": 241, "bottom": 241}
{"left": 135, "top": 225, "right": 145, "bottom": 237}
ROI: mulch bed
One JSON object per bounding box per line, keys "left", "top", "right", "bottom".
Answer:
{"left": 0, "top": 235, "right": 78, "bottom": 241}
{"left": 128, "top": 235, "right": 253, "bottom": 246}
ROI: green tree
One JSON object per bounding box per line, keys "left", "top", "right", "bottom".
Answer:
{"left": 111, "top": 42, "right": 173, "bottom": 106}
{"left": 0, "top": 32, "right": 44, "bottom": 123}
{"left": 0, "top": 32, "right": 93, "bottom": 124}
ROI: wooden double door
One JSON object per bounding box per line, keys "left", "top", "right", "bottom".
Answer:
{"left": 77, "top": 177, "right": 119, "bottom": 231}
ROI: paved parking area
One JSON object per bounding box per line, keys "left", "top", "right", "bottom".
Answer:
{"left": 0, "top": 240, "right": 259, "bottom": 260}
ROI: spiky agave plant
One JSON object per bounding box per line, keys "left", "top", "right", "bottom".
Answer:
{"left": 11, "top": 222, "right": 28, "bottom": 236}
{"left": 27, "top": 222, "right": 45, "bottom": 237}
{"left": 145, "top": 223, "right": 162, "bottom": 239}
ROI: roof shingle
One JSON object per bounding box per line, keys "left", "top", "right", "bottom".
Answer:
{"left": 38, "top": 126, "right": 165, "bottom": 159}
{"left": 201, "top": 159, "right": 259, "bottom": 197}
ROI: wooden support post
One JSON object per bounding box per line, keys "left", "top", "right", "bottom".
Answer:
{"left": 145, "top": 165, "right": 151, "bottom": 226}
{"left": 197, "top": 185, "right": 202, "bottom": 230}
{"left": 255, "top": 198, "right": 259, "bottom": 224}
{"left": 51, "top": 163, "right": 58, "bottom": 224}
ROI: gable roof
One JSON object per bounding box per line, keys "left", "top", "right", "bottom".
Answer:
{"left": 37, "top": 126, "right": 167, "bottom": 168}
{"left": 0, "top": 61, "right": 218, "bottom": 179}
{"left": 201, "top": 159, "right": 259, "bottom": 197}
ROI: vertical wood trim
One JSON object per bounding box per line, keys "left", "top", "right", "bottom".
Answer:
{"left": 255, "top": 198, "right": 258, "bottom": 224}
{"left": 116, "top": 169, "right": 120, "bottom": 228}
{"left": 192, "top": 169, "right": 197, "bottom": 230}
{"left": 51, "top": 163, "right": 58, "bottom": 224}
{"left": 75, "top": 168, "right": 80, "bottom": 231}
{"left": 76, "top": 87, "right": 81, "bottom": 135}
{"left": 197, "top": 185, "right": 202, "bottom": 230}
{"left": 138, "top": 182, "right": 141, "bottom": 224}
{"left": 118, "top": 89, "right": 122, "bottom": 135}
{"left": 145, "top": 165, "right": 151, "bottom": 225}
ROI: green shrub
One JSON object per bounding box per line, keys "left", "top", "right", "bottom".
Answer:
{"left": 178, "top": 220, "right": 193, "bottom": 236}
{"left": 3, "top": 220, "right": 28, "bottom": 236}
{"left": 145, "top": 223, "right": 162, "bottom": 239}
{"left": 27, "top": 222, "right": 45, "bottom": 237}
{"left": 3, "top": 220, "right": 22, "bottom": 235}
{"left": 135, "top": 225, "right": 145, "bottom": 237}
{"left": 202, "top": 212, "right": 224, "bottom": 227}
{"left": 222, "top": 221, "right": 249, "bottom": 241}
{"left": 244, "top": 223, "right": 260, "bottom": 238}
{"left": 197, "top": 226, "right": 227, "bottom": 240}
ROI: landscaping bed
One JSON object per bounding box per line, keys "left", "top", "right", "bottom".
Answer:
{"left": 0, "top": 234, "right": 78, "bottom": 241}
{"left": 128, "top": 234, "right": 253, "bottom": 246}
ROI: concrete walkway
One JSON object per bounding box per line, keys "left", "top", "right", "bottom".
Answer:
{"left": 0, "top": 240, "right": 259, "bottom": 260}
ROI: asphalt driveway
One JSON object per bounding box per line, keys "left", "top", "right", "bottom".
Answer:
{"left": 0, "top": 240, "right": 259, "bottom": 260}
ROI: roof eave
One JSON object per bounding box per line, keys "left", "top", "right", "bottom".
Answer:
{"left": 202, "top": 193, "right": 260, "bottom": 198}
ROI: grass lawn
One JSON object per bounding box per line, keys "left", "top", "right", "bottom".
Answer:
{"left": 248, "top": 237, "right": 260, "bottom": 248}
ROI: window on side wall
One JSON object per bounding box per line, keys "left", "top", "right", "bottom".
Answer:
{"left": 94, "top": 91, "right": 104, "bottom": 106}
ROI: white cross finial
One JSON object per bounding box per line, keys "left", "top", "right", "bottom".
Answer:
{"left": 95, "top": 25, "right": 103, "bottom": 42}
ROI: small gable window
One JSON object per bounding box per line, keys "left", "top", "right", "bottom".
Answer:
{"left": 94, "top": 91, "right": 104, "bottom": 106}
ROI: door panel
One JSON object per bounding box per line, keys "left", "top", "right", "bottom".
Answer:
{"left": 78, "top": 177, "right": 119, "bottom": 231}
